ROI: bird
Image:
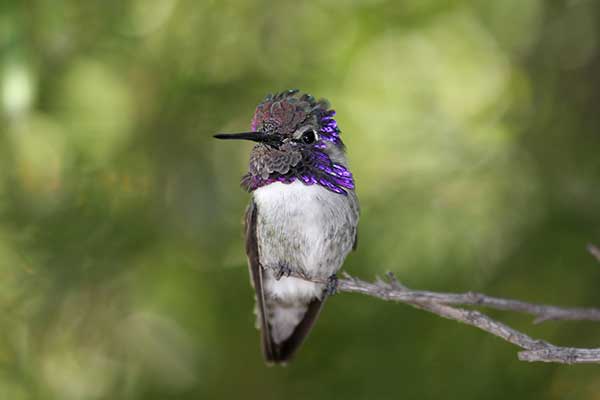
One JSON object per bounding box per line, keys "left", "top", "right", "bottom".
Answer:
{"left": 214, "top": 89, "right": 359, "bottom": 364}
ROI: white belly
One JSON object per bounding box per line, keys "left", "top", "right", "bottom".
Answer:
{"left": 253, "top": 181, "right": 357, "bottom": 302}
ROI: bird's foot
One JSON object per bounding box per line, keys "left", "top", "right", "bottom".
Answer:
{"left": 273, "top": 264, "right": 292, "bottom": 280}
{"left": 324, "top": 274, "right": 339, "bottom": 296}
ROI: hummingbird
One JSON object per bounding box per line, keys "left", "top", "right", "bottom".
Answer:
{"left": 214, "top": 89, "right": 359, "bottom": 364}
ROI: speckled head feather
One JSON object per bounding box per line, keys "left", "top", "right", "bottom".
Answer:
{"left": 240, "top": 89, "right": 353, "bottom": 194}
{"left": 250, "top": 89, "right": 343, "bottom": 146}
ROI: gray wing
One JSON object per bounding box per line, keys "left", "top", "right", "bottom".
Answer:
{"left": 244, "top": 199, "right": 276, "bottom": 361}
{"left": 352, "top": 191, "right": 360, "bottom": 251}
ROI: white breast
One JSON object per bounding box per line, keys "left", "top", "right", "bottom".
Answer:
{"left": 254, "top": 181, "right": 329, "bottom": 265}
{"left": 253, "top": 181, "right": 357, "bottom": 302}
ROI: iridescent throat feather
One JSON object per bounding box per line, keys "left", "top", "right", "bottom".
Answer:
{"left": 242, "top": 91, "right": 354, "bottom": 195}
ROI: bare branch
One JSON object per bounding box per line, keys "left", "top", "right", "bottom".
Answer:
{"left": 267, "top": 247, "right": 600, "bottom": 365}
{"left": 338, "top": 274, "right": 600, "bottom": 323}
{"left": 332, "top": 274, "right": 600, "bottom": 364}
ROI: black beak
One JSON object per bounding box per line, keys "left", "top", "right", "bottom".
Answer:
{"left": 213, "top": 132, "right": 282, "bottom": 147}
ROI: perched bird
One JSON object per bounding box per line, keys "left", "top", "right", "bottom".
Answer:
{"left": 214, "top": 90, "right": 359, "bottom": 364}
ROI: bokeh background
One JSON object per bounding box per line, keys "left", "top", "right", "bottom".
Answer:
{"left": 2, "top": 0, "right": 600, "bottom": 399}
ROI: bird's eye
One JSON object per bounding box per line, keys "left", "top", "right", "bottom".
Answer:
{"left": 301, "top": 129, "right": 317, "bottom": 144}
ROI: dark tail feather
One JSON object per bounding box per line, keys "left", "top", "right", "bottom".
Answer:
{"left": 263, "top": 298, "right": 325, "bottom": 364}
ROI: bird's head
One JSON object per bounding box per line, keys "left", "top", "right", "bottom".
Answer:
{"left": 214, "top": 89, "right": 354, "bottom": 194}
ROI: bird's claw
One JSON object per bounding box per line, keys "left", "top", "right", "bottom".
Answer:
{"left": 274, "top": 264, "right": 292, "bottom": 280}
{"left": 324, "top": 274, "right": 339, "bottom": 296}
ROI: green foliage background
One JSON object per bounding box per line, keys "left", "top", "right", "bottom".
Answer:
{"left": 2, "top": 1, "right": 600, "bottom": 399}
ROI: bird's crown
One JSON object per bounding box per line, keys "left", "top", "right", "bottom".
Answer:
{"left": 251, "top": 89, "right": 343, "bottom": 148}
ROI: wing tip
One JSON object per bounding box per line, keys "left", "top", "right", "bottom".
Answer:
{"left": 263, "top": 349, "right": 292, "bottom": 366}
{"left": 261, "top": 332, "right": 295, "bottom": 365}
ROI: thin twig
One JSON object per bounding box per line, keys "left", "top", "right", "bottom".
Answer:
{"left": 338, "top": 276, "right": 600, "bottom": 323}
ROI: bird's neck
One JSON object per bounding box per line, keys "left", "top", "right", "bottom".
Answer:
{"left": 241, "top": 154, "right": 354, "bottom": 195}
